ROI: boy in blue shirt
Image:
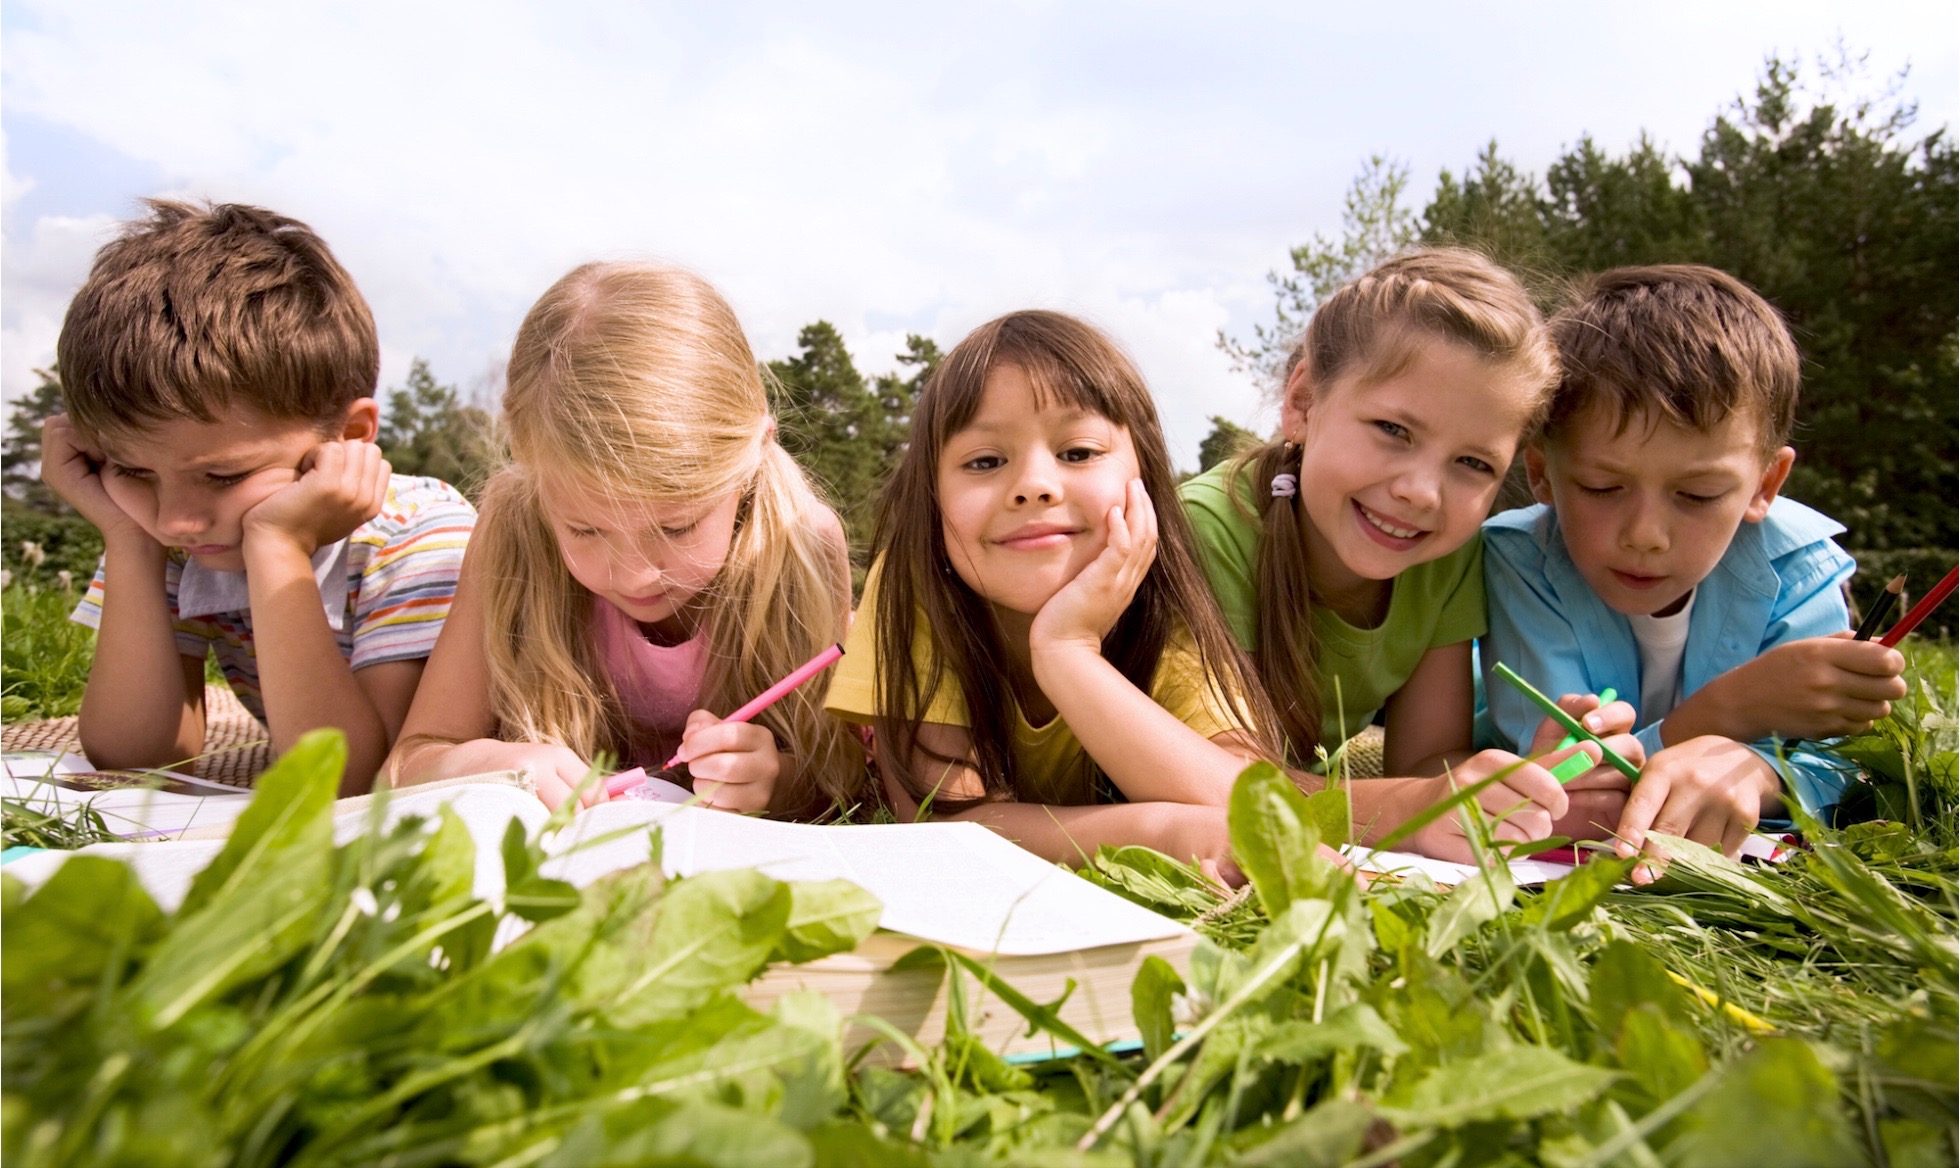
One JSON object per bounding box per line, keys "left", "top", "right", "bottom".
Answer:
{"left": 1482, "top": 265, "right": 1906, "bottom": 878}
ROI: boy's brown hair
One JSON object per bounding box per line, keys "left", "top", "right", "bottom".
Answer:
{"left": 57, "top": 200, "right": 379, "bottom": 442}
{"left": 1544, "top": 264, "right": 1799, "bottom": 457}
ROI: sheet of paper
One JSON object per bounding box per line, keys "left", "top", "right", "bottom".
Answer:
{"left": 1342, "top": 845, "right": 1579, "bottom": 887}
{"left": 546, "top": 803, "right": 1189, "bottom": 955}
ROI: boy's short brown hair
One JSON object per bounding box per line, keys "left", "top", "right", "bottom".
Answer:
{"left": 57, "top": 200, "right": 378, "bottom": 442}
{"left": 1543, "top": 264, "right": 1799, "bottom": 457}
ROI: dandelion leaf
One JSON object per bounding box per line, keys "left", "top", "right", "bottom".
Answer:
{"left": 1670, "top": 1039, "right": 1860, "bottom": 1168}
{"left": 769, "top": 878, "right": 881, "bottom": 964}
{"left": 1229, "top": 760, "right": 1341, "bottom": 916}
{"left": 1384, "top": 1045, "right": 1617, "bottom": 1127}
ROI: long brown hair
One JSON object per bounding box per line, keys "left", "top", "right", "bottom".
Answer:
{"left": 1239, "top": 247, "right": 1558, "bottom": 763}
{"left": 475, "top": 262, "right": 865, "bottom": 819}
{"left": 871, "top": 310, "right": 1283, "bottom": 812}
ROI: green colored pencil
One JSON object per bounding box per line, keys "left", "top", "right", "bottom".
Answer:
{"left": 1492, "top": 662, "right": 1643, "bottom": 783}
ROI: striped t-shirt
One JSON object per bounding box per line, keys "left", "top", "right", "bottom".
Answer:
{"left": 72, "top": 474, "right": 476, "bottom": 724}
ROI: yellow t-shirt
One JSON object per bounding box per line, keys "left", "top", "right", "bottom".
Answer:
{"left": 823, "top": 561, "right": 1252, "bottom": 805}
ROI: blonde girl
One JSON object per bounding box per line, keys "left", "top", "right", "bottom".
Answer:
{"left": 390, "top": 262, "right": 863, "bottom": 817}
{"left": 824, "top": 310, "right": 1293, "bottom": 884}
{"left": 1179, "top": 248, "right": 1634, "bottom": 860}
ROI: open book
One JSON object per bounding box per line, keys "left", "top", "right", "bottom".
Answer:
{"left": 4, "top": 751, "right": 254, "bottom": 839}
{"left": 3, "top": 777, "right": 1196, "bottom": 1065}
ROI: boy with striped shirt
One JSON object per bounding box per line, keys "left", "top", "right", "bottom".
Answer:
{"left": 46, "top": 201, "right": 475, "bottom": 794}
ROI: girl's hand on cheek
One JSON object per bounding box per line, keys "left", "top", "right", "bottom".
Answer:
{"left": 675, "top": 709, "right": 781, "bottom": 813}
{"left": 1030, "top": 478, "right": 1158, "bottom": 655}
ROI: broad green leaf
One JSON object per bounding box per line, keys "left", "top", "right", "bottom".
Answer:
{"left": 808, "top": 1121, "right": 933, "bottom": 1168}
{"left": 1519, "top": 855, "right": 1631, "bottom": 932}
{"left": 1613, "top": 1004, "right": 1708, "bottom": 1105}
{"left": 1132, "top": 954, "right": 1185, "bottom": 1064}
{"left": 769, "top": 878, "right": 881, "bottom": 964}
{"left": 1258, "top": 1002, "right": 1408, "bottom": 1064}
{"left": 1424, "top": 865, "right": 1515, "bottom": 957}
{"left": 504, "top": 874, "right": 580, "bottom": 922}
{"left": 542, "top": 1100, "right": 812, "bottom": 1168}
{"left": 1384, "top": 1045, "right": 1617, "bottom": 1127}
{"left": 498, "top": 815, "right": 535, "bottom": 888}
{"left": 1671, "top": 1040, "right": 1860, "bottom": 1168}
{"left": 768, "top": 991, "right": 848, "bottom": 1128}
{"left": 1879, "top": 1118, "right": 1952, "bottom": 1168}
{"left": 1229, "top": 761, "right": 1338, "bottom": 916}
{"left": 1589, "top": 939, "right": 1692, "bottom": 1037}
{"left": 1302, "top": 786, "right": 1352, "bottom": 847}
{"left": 129, "top": 732, "right": 344, "bottom": 1028}
{"left": 608, "top": 868, "right": 791, "bottom": 1024}
{"left": 1, "top": 855, "right": 162, "bottom": 1006}
{"left": 1232, "top": 1096, "right": 1374, "bottom": 1167}
{"left": 179, "top": 728, "right": 341, "bottom": 916}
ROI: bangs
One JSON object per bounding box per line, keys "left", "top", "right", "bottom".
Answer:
{"left": 922, "top": 311, "right": 1160, "bottom": 455}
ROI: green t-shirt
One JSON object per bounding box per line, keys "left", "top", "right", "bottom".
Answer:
{"left": 1177, "top": 461, "right": 1487, "bottom": 750}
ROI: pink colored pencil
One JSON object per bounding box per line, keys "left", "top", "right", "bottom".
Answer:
{"left": 661, "top": 643, "right": 845, "bottom": 770}
{"left": 1879, "top": 565, "right": 1958, "bottom": 648}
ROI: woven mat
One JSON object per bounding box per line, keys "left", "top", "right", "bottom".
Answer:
{"left": 1339, "top": 725, "right": 1386, "bottom": 779}
{"left": 2, "top": 686, "right": 272, "bottom": 788}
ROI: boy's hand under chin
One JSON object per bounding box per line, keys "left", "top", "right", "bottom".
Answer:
{"left": 1613, "top": 734, "right": 1779, "bottom": 884}
{"left": 1029, "top": 478, "right": 1158, "bottom": 655}
{"left": 39, "top": 414, "right": 154, "bottom": 548}
{"left": 241, "top": 439, "right": 391, "bottom": 560}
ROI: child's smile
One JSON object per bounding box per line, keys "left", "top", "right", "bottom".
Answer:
{"left": 936, "top": 364, "right": 1140, "bottom": 619}
{"left": 1282, "top": 341, "right": 1536, "bottom": 603}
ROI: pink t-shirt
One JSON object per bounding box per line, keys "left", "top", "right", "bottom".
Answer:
{"left": 594, "top": 597, "right": 708, "bottom": 766}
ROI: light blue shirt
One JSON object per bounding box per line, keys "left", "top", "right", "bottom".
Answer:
{"left": 1479, "top": 497, "right": 1858, "bottom": 815}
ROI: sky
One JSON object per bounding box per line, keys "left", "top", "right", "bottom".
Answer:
{"left": 4, "top": 0, "right": 1955, "bottom": 468}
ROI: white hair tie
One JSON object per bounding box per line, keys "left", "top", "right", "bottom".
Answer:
{"left": 1270, "top": 472, "right": 1298, "bottom": 499}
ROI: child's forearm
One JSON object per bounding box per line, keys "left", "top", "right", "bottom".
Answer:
{"left": 245, "top": 539, "right": 393, "bottom": 792}
{"left": 1657, "top": 671, "right": 1758, "bottom": 746}
{"left": 79, "top": 535, "right": 203, "bottom": 768}
{"left": 1031, "top": 645, "right": 1253, "bottom": 805}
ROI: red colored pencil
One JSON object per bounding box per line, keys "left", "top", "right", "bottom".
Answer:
{"left": 1879, "top": 566, "right": 1958, "bottom": 648}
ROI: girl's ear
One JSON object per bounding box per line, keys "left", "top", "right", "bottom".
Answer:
{"left": 1278, "top": 359, "right": 1315, "bottom": 444}
{"left": 339, "top": 397, "right": 382, "bottom": 443}
{"left": 1743, "top": 446, "right": 1796, "bottom": 523}
{"left": 1523, "top": 445, "right": 1555, "bottom": 506}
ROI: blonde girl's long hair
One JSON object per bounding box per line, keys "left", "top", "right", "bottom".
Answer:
{"left": 1240, "top": 247, "right": 1559, "bottom": 764}
{"left": 474, "top": 261, "right": 864, "bottom": 819}
{"left": 870, "top": 310, "right": 1285, "bottom": 812}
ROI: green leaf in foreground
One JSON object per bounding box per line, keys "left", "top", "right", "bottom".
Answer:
{"left": 1229, "top": 761, "right": 1343, "bottom": 916}
{"left": 1383, "top": 1044, "right": 1618, "bottom": 1127}
{"left": 1670, "top": 1039, "right": 1862, "bottom": 1168}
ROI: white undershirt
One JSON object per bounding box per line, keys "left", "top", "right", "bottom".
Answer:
{"left": 1628, "top": 589, "right": 1696, "bottom": 727}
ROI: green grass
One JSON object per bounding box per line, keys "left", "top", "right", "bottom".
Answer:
{"left": 1, "top": 584, "right": 96, "bottom": 721}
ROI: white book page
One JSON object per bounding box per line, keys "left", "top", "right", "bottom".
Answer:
{"left": 1343, "top": 845, "right": 1578, "bottom": 887}
{"left": 546, "top": 805, "right": 1187, "bottom": 955}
